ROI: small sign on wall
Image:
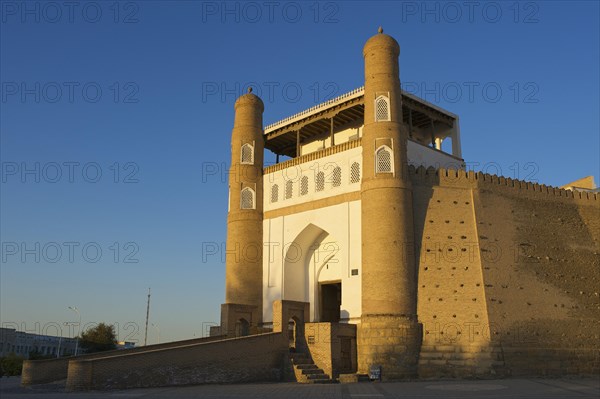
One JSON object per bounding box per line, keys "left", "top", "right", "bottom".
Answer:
{"left": 369, "top": 365, "right": 382, "bottom": 381}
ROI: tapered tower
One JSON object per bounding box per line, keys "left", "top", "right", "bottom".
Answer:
{"left": 221, "top": 88, "right": 264, "bottom": 336}
{"left": 358, "top": 28, "right": 422, "bottom": 379}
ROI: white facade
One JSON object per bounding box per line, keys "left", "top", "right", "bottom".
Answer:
{"left": 260, "top": 88, "right": 464, "bottom": 326}
{"left": 260, "top": 139, "right": 462, "bottom": 326}
{"left": 264, "top": 147, "right": 363, "bottom": 213}
{"left": 262, "top": 147, "right": 363, "bottom": 325}
{"left": 406, "top": 139, "right": 465, "bottom": 170}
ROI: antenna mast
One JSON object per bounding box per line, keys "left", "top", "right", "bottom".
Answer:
{"left": 144, "top": 288, "right": 151, "bottom": 346}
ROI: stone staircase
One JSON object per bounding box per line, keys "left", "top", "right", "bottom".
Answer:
{"left": 289, "top": 351, "right": 334, "bottom": 383}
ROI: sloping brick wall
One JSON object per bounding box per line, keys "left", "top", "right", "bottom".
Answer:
{"left": 66, "top": 332, "right": 288, "bottom": 391}
{"left": 22, "top": 335, "right": 226, "bottom": 385}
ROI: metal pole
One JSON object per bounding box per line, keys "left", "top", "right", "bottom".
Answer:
{"left": 144, "top": 288, "right": 151, "bottom": 346}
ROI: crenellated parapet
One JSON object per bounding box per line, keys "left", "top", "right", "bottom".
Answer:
{"left": 408, "top": 166, "right": 599, "bottom": 204}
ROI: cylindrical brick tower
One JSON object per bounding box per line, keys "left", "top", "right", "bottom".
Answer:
{"left": 222, "top": 88, "right": 264, "bottom": 335}
{"left": 358, "top": 28, "right": 422, "bottom": 379}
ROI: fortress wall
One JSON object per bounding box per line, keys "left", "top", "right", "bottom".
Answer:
{"left": 412, "top": 181, "right": 497, "bottom": 378}
{"left": 411, "top": 167, "right": 599, "bottom": 377}
{"left": 21, "top": 334, "right": 225, "bottom": 386}
{"left": 66, "top": 332, "right": 288, "bottom": 391}
{"left": 472, "top": 180, "right": 599, "bottom": 376}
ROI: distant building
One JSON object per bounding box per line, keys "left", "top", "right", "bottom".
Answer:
{"left": 0, "top": 327, "right": 77, "bottom": 359}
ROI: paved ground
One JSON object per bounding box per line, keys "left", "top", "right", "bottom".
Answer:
{"left": 1, "top": 376, "right": 598, "bottom": 398}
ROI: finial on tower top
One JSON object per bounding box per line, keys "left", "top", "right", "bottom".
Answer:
{"left": 378, "top": 26, "right": 383, "bottom": 34}
{"left": 247, "top": 87, "right": 253, "bottom": 93}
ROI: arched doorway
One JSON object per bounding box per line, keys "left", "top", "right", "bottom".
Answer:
{"left": 283, "top": 224, "right": 327, "bottom": 303}
{"left": 283, "top": 223, "right": 343, "bottom": 322}
{"left": 288, "top": 317, "right": 298, "bottom": 350}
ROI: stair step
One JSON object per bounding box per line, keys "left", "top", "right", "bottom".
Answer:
{"left": 293, "top": 360, "right": 314, "bottom": 365}
{"left": 290, "top": 352, "right": 309, "bottom": 357}
{"left": 302, "top": 369, "right": 324, "bottom": 375}
{"left": 290, "top": 351, "right": 334, "bottom": 384}
{"left": 291, "top": 356, "right": 312, "bottom": 362}
{"left": 294, "top": 364, "right": 319, "bottom": 370}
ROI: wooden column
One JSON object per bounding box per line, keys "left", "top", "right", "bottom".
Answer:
{"left": 408, "top": 109, "right": 413, "bottom": 139}
{"left": 296, "top": 130, "right": 300, "bottom": 157}
{"left": 430, "top": 118, "right": 435, "bottom": 147}
{"left": 330, "top": 117, "right": 335, "bottom": 146}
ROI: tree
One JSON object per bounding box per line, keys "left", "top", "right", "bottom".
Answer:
{"left": 79, "top": 323, "right": 117, "bottom": 353}
{"left": 0, "top": 353, "right": 24, "bottom": 376}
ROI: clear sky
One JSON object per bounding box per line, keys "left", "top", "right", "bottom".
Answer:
{"left": 1, "top": 1, "right": 598, "bottom": 344}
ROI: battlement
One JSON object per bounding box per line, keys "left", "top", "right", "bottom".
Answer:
{"left": 409, "top": 166, "right": 599, "bottom": 204}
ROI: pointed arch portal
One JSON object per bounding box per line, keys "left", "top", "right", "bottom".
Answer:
{"left": 283, "top": 223, "right": 342, "bottom": 322}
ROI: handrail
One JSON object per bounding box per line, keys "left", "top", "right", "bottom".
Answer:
{"left": 264, "top": 86, "right": 365, "bottom": 132}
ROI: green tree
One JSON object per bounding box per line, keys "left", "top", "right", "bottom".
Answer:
{"left": 0, "top": 353, "right": 24, "bottom": 376}
{"left": 79, "top": 323, "right": 117, "bottom": 353}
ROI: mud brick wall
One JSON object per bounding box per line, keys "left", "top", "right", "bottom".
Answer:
{"left": 410, "top": 167, "right": 599, "bottom": 378}
{"left": 22, "top": 334, "right": 225, "bottom": 385}
{"left": 66, "top": 332, "right": 288, "bottom": 391}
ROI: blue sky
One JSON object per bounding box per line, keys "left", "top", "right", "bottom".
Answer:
{"left": 1, "top": 1, "right": 598, "bottom": 344}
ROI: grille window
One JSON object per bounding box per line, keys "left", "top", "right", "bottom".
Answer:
{"left": 271, "top": 184, "right": 279, "bottom": 203}
{"left": 375, "top": 95, "right": 391, "bottom": 122}
{"left": 376, "top": 146, "right": 393, "bottom": 173}
{"left": 332, "top": 167, "right": 342, "bottom": 187}
{"left": 285, "top": 180, "right": 293, "bottom": 199}
{"left": 300, "top": 176, "right": 309, "bottom": 196}
{"left": 240, "top": 187, "right": 255, "bottom": 209}
{"left": 316, "top": 171, "right": 325, "bottom": 192}
{"left": 240, "top": 143, "right": 254, "bottom": 164}
{"left": 350, "top": 162, "right": 361, "bottom": 183}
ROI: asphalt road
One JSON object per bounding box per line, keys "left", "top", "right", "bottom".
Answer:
{"left": 1, "top": 376, "right": 598, "bottom": 398}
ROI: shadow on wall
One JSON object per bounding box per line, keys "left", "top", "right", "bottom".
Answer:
{"left": 474, "top": 182, "right": 600, "bottom": 376}
{"left": 409, "top": 165, "right": 599, "bottom": 378}
{"left": 411, "top": 167, "right": 438, "bottom": 286}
